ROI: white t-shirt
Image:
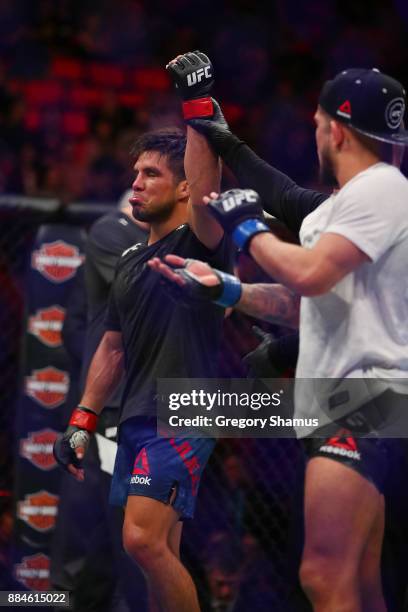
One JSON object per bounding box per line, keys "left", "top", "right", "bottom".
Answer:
{"left": 295, "top": 163, "right": 408, "bottom": 433}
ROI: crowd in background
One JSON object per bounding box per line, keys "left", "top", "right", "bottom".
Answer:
{"left": 0, "top": 0, "right": 408, "bottom": 204}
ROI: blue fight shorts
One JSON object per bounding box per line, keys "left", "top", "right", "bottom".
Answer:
{"left": 109, "top": 417, "right": 215, "bottom": 519}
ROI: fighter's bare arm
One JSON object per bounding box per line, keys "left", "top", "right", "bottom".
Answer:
{"left": 238, "top": 283, "right": 300, "bottom": 329}
{"left": 54, "top": 330, "right": 124, "bottom": 480}
{"left": 185, "top": 126, "right": 224, "bottom": 250}
{"left": 148, "top": 255, "right": 299, "bottom": 329}
{"left": 205, "top": 189, "right": 370, "bottom": 296}
{"left": 80, "top": 330, "right": 125, "bottom": 414}
{"left": 249, "top": 231, "right": 370, "bottom": 296}
{"left": 166, "top": 53, "right": 223, "bottom": 250}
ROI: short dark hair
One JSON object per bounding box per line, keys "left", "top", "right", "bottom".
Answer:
{"left": 131, "top": 128, "right": 187, "bottom": 183}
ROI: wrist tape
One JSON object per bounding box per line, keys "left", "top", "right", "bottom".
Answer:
{"left": 69, "top": 406, "right": 98, "bottom": 433}
{"left": 214, "top": 270, "right": 242, "bottom": 307}
{"left": 232, "top": 219, "right": 270, "bottom": 251}
{"left": 182, "top": 97, "right": 214, "bottom": 120}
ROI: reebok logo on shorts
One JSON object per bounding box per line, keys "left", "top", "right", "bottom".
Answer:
{"left": 319, "top": 435, "right": 361, "bottom": 461}
{"left": 130, "top": 448, "right": 151, "bottom": 485}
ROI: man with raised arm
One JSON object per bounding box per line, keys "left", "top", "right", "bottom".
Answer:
{"left": 54, "top": 119, "right": 230, "bottom": 611}
{"left": 152, "top": 61, "right": 408, "bottom": 612}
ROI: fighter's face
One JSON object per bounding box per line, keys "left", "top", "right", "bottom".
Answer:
{"left": 314, "top": 108, "right": 338, "bottom": 187}
{"left": 129, "top": 151, "right": 182, "bottom": 223}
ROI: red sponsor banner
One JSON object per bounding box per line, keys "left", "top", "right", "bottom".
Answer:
{"left": 28, "top": 305, "right": 65, "bottom": 347}
{"left": 15, "top": 553, "right": 50, "bottom": 590}
{"left": 20, "top": 429, "right": 59, "bottom": 470}
{"left": 17, "top": 490, "right": 59, "bottom": 532}
{"left": 31, "top": 240, "right": 84, "bottom": 283}
{"left": 25, "top": 367, "right": 69, "bottom": 408}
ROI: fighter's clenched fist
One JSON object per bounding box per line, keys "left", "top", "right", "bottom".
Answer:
{"left": 166, "top": 51, "right": 215, "bottom": 119}
{"left": 53, "top": 405, "right": 99, "bottom": 480}
{"left": 206, "top": 188, "right": 270, "bottom": 251}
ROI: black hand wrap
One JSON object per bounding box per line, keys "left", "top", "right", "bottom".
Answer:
{"left": 243, "top": 327, "right": 300, "bottom": 377}
{"left": 243, "top": 326, "right": 280, "bottom": 377}
{"left": 160, "top": 261, "right": 242, "bottom": 308}
{"left": 53, "top": 406, "right": 98, "bottom": 472}
{"left": 166, "top": 51, "right": 214, "bottom": 119}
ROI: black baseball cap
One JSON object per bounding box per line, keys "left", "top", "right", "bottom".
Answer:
{"left": 319, "top": 68, "right": 408, "bottom": 145}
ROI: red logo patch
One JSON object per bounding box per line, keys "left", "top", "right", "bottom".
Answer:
{"left": 15, "top": 553, "right": 50, "bottom": 590}
{"left": 20, "top": 429, "right": 59, "bottom": 470}
{"left": 338, "top": 100, "right": 351, "bottom": 117}
{"left": 31, "top": 240, "right": 84, "bottom": 283}
{"left": 28, "top": 306, "right": 65, "bottom": 347}
{"left": 132, "top": 448, "right": 150, "bottom": 476}
{"left": 17, "top": 490, "right": 59, "bottom": 532}
{"left": 25, "top": 367, "right": 69, "bottom": 408}
{"left": 326, "top": 435, "right": 357, "bottom": 451}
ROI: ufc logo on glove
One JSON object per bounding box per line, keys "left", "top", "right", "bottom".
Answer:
{"left": 187, "top": 66, "right": 212, "bottom": 86}
{"left": 222, "top": 190, "right": 258, "bottom": 211}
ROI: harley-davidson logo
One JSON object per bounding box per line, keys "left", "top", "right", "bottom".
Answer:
{"left": 25, "top": 367, "right": 69, "bottom": 408}
{"left": 31, "top": 240, "right": 84, "bottom": 283}
{"left": 17, "top": 490, "right": 59, "bottom": 532}
{"left": 28, "top": 306, "right": 65, "bottom": 347}
{"left": 20, "top": 429, "right": 59, "bottom": 470}
{"left": 15, "top": 553, "right": 50, "bottom": 590}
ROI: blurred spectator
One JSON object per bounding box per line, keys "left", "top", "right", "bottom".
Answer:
{"left": 202, "top": 534, "right": 243, "bottom": 612}
{"left": 201, "top": 531, "right": 277, "bottom": 611}
{"left": 0, "top": 0, "right": 406, "bottom": 202}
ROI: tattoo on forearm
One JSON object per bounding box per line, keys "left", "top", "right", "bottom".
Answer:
{"left": 238, "top": 283, "right": 300, "bottom": 328}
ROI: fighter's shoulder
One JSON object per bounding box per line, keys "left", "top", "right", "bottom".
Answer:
{"left": 167, "top": 223, "right": 211, "bottom": 251}
{"left": 89, "top": 211, "right": 122, "bottom": 237}
{"left": 90, "top": 212, "right": 145, "bottom": 253}
{"left": 341, "top": 163, "right": 408, "bottom": 212}
{"left": 299, "top": 194, "right": 334, "bottom": 230}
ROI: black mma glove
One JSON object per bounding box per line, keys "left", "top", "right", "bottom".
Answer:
{"left": 167, "top": 51, "right": 244, "bottom": 160}
{"left": 243, "top": 327, "right": 299, "bottom": 377}
{"left": 243, "top": 326, "right": 280, "bottom": 378}
{"left": 207, "top": 188, "right": 270, "bottom": 251}
{"left": 166, "top": 51, "right": 215, "bottom": 120}
{"left": 53, "top": 406, "right": 99, "bottom": 472}
{"left": 159, "top": 259, "right": 242, "bottom": 308}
